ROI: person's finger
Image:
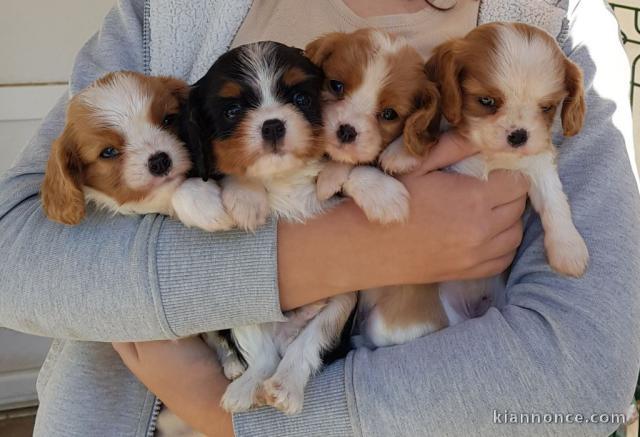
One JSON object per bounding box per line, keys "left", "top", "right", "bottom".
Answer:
{"left": 482, "top": 220, "right": 523, "bottom": 259}
{"left": 485, "top": 170, "right": 530, "bottom": 208}
{"left": 112, "top": 342, "right": 140, "bottom": 365}
{"left": 488, "top": 196, "right": 527, "bottom": 237}
{"left": 457, "top": 251, "right": 517, "bottom": 280}
{"left": 415, "top": 131, "right": 478, "bottom": 174}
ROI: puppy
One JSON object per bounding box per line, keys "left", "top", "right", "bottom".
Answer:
{"left": 41, "top": 71, "right": 233, "bottom": 232}
{"left": 360, "top": 22, "right": 588, "bottom": 348}
{"left": 305, "top": 28, "right": 440, "bottom": 224}
{"left": 184, "top": 41, "right": 356, "bottom": 415}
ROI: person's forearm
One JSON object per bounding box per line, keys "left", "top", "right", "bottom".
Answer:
{"left": 0, "top": 0, "right": 286, "bottom": 341}
{"left": 278, "top": 199, "right": 406, "bottom": 310}
{"left": 113, "top": 339, "right": 234, "bottom": 437}
{"left": 237, "top": 2, "right": 640, "bottom": 436}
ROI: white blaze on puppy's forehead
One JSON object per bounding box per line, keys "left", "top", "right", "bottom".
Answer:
{"left": 490, "top": 25, "right": 565, "bottom": 100}
{"left": 239, "top": 42, "right": 283, "bottom": 107}
{"left": 79, "top": 74, "right": 152, "bottom": 130}
{"left": 348, "top": 31, "right": 408, "bottom": 113}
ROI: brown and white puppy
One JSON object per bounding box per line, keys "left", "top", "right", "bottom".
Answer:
{"left": 427, "top": 22, "right": 588, "bottom": 276}
{"left": 41, "top": 71, "right": 233, "bottom": 231}
{"left": 305, "top": 28, "right": 440, "bottom": 223}
{"left": 361, "top": 22, "right": 588, "bottom": 348}
{"left": 185, "top": 41, "right": 356, "bottom": 416}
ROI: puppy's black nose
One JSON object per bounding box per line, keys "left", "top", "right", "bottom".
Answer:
{"left": 148, "top": 152, "right": 172, "bottom": 176}
{"left": 337, "top": 124, "right": 357, "bottom": 144}
{"left": 261, "top": 119, "right": 286, "bottom": 142}
{"left": 507, "top": 129, "right": 528, "bottom": 147}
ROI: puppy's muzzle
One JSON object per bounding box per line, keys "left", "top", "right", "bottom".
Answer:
{"left": 262, "top": 119, "right": 286, "bottom": 142}
{"left": 148, "top": 152, "right": 172, "bottom": 176}
{"left": 507, "top": 129, "right": 528, "bottom": 148}
{"left": 337, "top": 124, "right": 357, "bottom": 144}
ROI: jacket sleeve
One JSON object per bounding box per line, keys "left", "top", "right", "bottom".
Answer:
{"left": 0, "top": 0, "right": 284, "bottom": 342}
{"left": 232, "top": 1, "right": 640, "bottom": 436}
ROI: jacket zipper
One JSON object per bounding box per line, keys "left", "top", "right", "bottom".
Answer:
{"left": 146, "top": 397, "right": 163, "bottom": 436}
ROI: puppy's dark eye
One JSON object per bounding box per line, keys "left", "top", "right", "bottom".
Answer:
{"left": 293, "top": 92, "right": 311, "bottom": 108}
{"left": 478, "top": 96, "right": 496, "bottom": 107}
{"left": 162, "top": 113, "right": 177, "bottom": 127}
{"left": 380, "top": 108, "right": 398, "bottom": 121}
{"left": 99, "top": 147, "right": 120, "bottom": 159}
{"left": 329, "top": 80, "right": 344, "bottom": 96}
{"left": 224, "top": 103, "right": 243, "bottom": 121}
{"left": 541, "top": 105, "right": 553, "bottom": 113}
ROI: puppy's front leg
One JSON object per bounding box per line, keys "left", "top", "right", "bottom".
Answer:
{"left": 342, "top": 166, "right": 410, "bottom": 224}
{"left": 379, "top": 136, "right": 422, "bottom": 175}
{"left": 523, "top": 152, "right": 589, "bottom": 277}
{"left": 171, "top": 178, "right": 234, "bottom": 231}
{"left": 220, "top": 325, "right": 281, "bottom": 413}
{"left": 221, "top": 176, "right": 269, "bottom": 232}
{"left": 262, "top": 293, "right": 357, "bottom": 415}
{"left": 202, "top": 331, "right": 245, "bottom": 381}
{"left": 316, "top": 161, "right": 353, "bottom": 201}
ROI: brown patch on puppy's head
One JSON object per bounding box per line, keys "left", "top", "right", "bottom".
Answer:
{"left": 426, "top": 22, "right": 586, "bottom": 157}
{"left": 41, "top": 71, "right": 192, "bottom": 224}
{"left": 41, "top": 128, "right": 86, "bottom": 225}
{"left": 305, "top": 29, "right": 431, "bottom": 165}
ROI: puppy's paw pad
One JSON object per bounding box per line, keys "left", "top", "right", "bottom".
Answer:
{"left": 545, "top": 229, "right": 589, "bottom": 277}
{"left": 379, "top": 147, "right": 421, "bottom": 175}
{"left": 222, "top": 359, "right": 246, "bottom": 381}
{"left": 222, "top": 188, "right": 269, "bottom": 232}
{"left": 262, "top": 377, "right": 304, "bottom": 415}
{"left": 220, "top": 378, "right": 258, "bottom": 413}
{"left": 316, "top": 175, "right": 343, "bottom": 201}
{"left": 345, "top": 170, "right": 410, "bottom": 224}
{"left": 316, "top": 163, "right": 352, "bottom": 201}
{"left": 172, "top": 179, "right": 234, "bottom": 231}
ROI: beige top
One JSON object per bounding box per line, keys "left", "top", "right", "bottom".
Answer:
{"left": 231, "top": 0, "right": 480, "bottom": 58}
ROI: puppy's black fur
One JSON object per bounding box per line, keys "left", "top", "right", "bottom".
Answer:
{"left": 179, "top": 41, "right": 325, "bottom": 180}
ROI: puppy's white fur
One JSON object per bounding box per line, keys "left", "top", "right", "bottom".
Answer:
{"left": 359, "top": 23, "right": 588, "bottom": 349}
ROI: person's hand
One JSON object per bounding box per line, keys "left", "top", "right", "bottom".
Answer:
{"left": 113, "top": 338, "right": 234, "bottom": 437}
{"left": 392, "top": 130, "right": 529, "bottom": 283}
{"left": 278, "top": 131, "right": 528, "bottom": 310}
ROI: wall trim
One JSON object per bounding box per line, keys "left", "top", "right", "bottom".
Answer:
{"left": 0, "top": 84, "right": 68, "bottom": 122}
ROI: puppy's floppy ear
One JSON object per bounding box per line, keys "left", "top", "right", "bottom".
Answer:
{"left": 181, "top": 88, "right": 214, "bottom": 180}
{"left": 561, "top": 59, "right": 586, "bottom": 137}
{"left": 41, "top": 128, "right": 85, "bottom": 225}
{"left": 404, "top": 80, "right": 441, "bottom": 157}
{"left": 159, "top": 76, "right": 190, "bottom": 104}
{"left": 304, "top": 32, "right": 345, "bottom": 66}
{"left": 425, "top": 39, "right": 463, "bottom": 126}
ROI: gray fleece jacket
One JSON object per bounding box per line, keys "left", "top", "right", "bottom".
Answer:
{"left": 0, "top": 0, "right": 638, "bottom": 436}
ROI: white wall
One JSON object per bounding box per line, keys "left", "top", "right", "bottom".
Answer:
{"left": 0, "top": 0, "right": 114, "bottom": 175}
{"left": 0, "top": 0, "right": 114, "bottom": 411}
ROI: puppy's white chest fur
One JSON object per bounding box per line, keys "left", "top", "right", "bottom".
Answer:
{"left": 264, "top": 159, "right": 329, "bottom": 222}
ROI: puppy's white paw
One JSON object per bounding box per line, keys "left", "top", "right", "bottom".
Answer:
{"left": 316, "top": 162, "right": 352, "bottom": 201}
{"left": 220, "top": 376, "right": 261, "bottom": 413}
{"left": 222, "top": 179, "right": 269, "bottom": 232}
{"left": 262, "top": 376, "right": 304, "bottom": 415}
{"left": 222, "top": 357, "right": 246, "bottom": 381}
{"left": 171, "top": 178, "right": 235, "bottom": 231}
{"left": 343, "top": 167, "right": 410, "bottom": 224}
{"left": 545, "top": 226, "right": 589, "bottom": 277}
{"left": 379, "top": 144, "right": 421, "bottom": 175}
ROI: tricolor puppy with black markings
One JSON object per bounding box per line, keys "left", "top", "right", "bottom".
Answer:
{"left": 182, "top": 41, "right": 356, "bottom": 416}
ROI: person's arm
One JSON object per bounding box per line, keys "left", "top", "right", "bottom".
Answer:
{"left": 0, "top": 0, "right": 525, "bottom": 344}
{"left": 0, "top": 0, "right": 284, "bottom": 341}
{"left": 232, "top": 2, "right": 640, "bottom": 436}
